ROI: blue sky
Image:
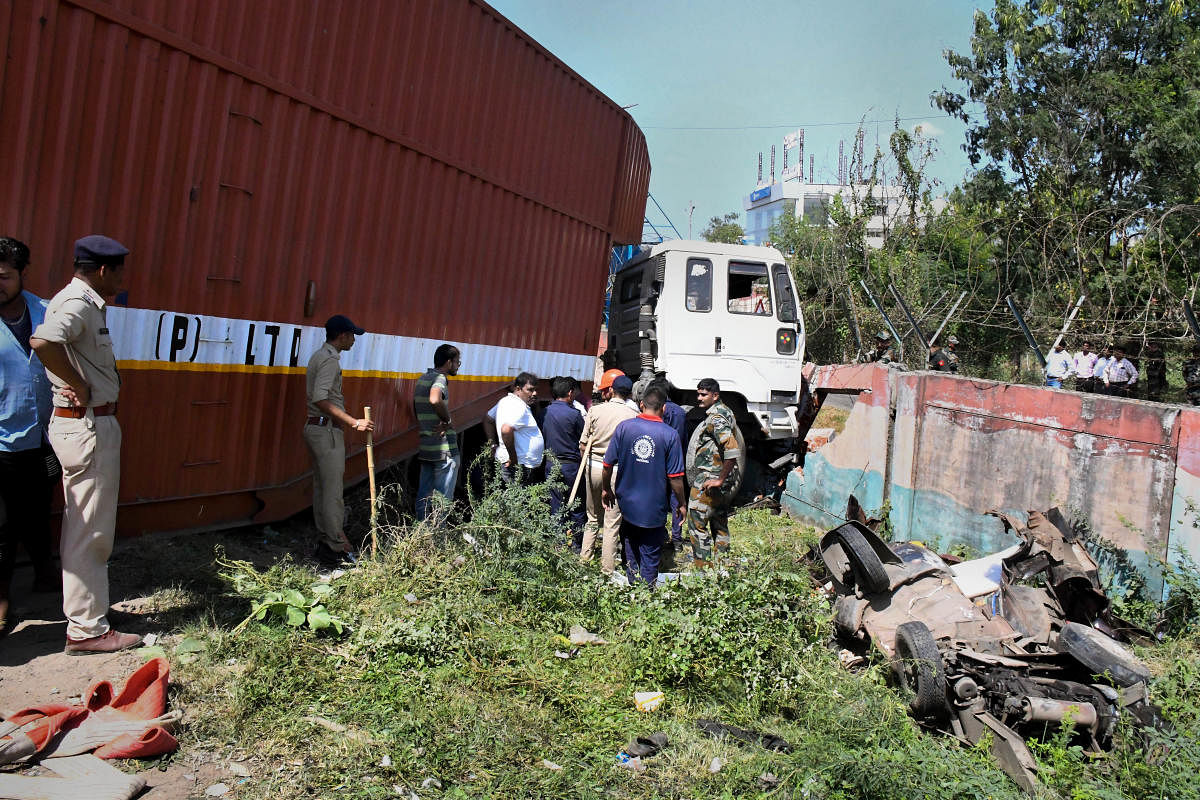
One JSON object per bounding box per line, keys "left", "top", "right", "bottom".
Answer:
{"left": 488, "top": 0, "right": 989, "bottom": 240}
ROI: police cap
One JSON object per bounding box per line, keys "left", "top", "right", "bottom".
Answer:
{"left": 325, "top": 314, "right": 365, "bottom": 337}
{"left": 612, "top": 375, "right": 634, "bottom": 393}
{"left": 74, "top": 234, "right": 129, "bottom": 266}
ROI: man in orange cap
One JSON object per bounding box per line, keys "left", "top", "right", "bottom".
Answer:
{"left": 578, "top": 369, "right": 636, "bottom": 573}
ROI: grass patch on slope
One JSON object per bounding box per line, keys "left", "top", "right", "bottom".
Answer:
{"left": 168, "top": 481, "right": 1200, "bottom": 799}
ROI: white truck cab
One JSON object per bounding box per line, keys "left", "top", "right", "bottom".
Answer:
{"left": 608, "top": 240, "right": 806, "bottom": 442}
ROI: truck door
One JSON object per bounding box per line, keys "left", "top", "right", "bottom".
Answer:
{"left": 721, "top": 260, "right": 780, "bottom": 362}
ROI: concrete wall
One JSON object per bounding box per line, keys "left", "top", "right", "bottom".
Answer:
{"left": 783, "top": 364, "right": 1200, "bottom": 593}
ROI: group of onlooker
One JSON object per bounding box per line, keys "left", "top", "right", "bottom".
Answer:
{"left": 1045, "top": 340, "right": 1173, "bottom": 400}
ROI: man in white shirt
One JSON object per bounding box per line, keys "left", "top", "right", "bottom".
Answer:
{"left": 1044, "top": 342, "right": 1073, "bottom": 389}
{"left": 1102, "top": 346, "right": 1138, "bottom": 398}
{"left": 1090, "top": 345, "right": 1111, "bottom": 393}
{"left": 1071, "top": 340, "right": 1098, "bottom": 393}
{"left": 494, "top": 372, "right": 545, "bottom": 484}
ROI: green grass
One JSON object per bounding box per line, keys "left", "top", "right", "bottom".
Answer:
{"left": 154, "top": 480, "right": 1200, "bottom": 799}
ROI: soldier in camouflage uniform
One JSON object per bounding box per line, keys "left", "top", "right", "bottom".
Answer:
{"left": 1184, "top": 345, "right": 1200, "bottom": 406}
{"left": 687, "top": 378, "right": 740, "bottom": 568}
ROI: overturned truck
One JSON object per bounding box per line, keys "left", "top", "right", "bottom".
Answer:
{"left": 820, "top": 505, "right": 1164, "bottom": 792}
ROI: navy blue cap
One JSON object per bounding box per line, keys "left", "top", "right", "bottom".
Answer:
{"left": 612, "top": 375, "right": 634, "bottom": 393}
{"left": 325, "top": 314, "right": 365, "bottom": 337}
{"left": 74, "top": 235, "right": 129, "bottom": 265}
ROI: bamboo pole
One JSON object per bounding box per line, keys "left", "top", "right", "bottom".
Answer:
{"left": 364, "top": 406, "right": 377, "bottom": 557}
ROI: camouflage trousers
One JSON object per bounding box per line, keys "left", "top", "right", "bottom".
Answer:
{"left": 687, "top": 485, "right": 729, "bottom": 568}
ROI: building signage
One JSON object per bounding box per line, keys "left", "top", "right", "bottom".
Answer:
{"left": 749, "top": 186, "right": 772, "bottom": 203}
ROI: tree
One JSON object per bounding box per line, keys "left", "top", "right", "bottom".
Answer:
{"left": 701, "top": 212, "right": 745, "bottom": 244}
{"left": 934, "top": 0, "right": 1200, "bottom": 216}
{"left": 932, "top": 0, "right": 1200, "bottom": 357}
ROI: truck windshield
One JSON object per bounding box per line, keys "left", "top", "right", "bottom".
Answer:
{"left": 772, "top": 263, "right": 797, "bottom": 323}
{"left": 728, "top": 262, "right": 771, "bottom": 316}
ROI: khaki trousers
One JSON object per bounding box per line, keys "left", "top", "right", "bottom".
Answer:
{"left": 49, "top": 413, "right": 121, "bottom": 640}
{"left": 303, "top": 424, "right": 349, "bottom": 551}
{"left": 580, "top": 458, "right": 621, "bottom": 573}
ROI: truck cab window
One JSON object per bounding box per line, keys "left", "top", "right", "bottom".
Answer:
{"left": 728, "top": 262, "right": 771, "bottom": 315}
{"left": 685, "top": 259, "right": 712, "bottom": 312}
{"left": 772, "top": 263, "right": 797, "bottom": 323}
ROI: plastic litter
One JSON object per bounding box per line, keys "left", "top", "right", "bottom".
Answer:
{"left": 633, "top": 691, "right": 664, "bottom": 713}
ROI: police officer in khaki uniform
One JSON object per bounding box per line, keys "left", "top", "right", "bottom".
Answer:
{"left": 578, "top": 370, "right": 636, "bottom": 573}
{"left": 30, "top": 235, "right": 140, "bottom": 654}
{"left": 304, "top": 315, "right": 374, "bottom": 568}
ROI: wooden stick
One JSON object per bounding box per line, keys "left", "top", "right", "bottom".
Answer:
{"left": 364, "top": 406, "right": 377, "bottom": 556}
{"left": 567, "top": 430, "right": 595, "bottom": 508}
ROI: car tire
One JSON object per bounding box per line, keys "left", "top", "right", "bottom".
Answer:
{"left": 834, "top": 526, "right": 889, "bottom": 594}
{"left": 1058, "top": 622, "right": 1151, "bottom": 687}
{"left": 894, "top": 620, "right": 949, "bottom": 719}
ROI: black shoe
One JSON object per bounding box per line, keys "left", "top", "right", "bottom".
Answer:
{"left": 313, "top": 542, "right": 355, "bottom": 570}
{"left": 673, "top": 540, "right": 685, "bottom": 555}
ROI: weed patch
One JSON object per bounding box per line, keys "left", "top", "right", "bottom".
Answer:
{"left": 162, "top": 485, "right": 1200, "bottom": 799}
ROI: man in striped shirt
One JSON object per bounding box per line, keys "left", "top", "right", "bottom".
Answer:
{"left": 414, "top": 344, "right": 462, "bottom": 520}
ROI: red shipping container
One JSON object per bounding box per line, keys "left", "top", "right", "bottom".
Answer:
{"left": 0, "top": 0, "right": 650, "bottom": 534}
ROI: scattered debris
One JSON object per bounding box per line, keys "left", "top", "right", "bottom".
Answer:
{"left": 420, "top": 776, "right": 442, "bottom": 790}
{"left": 227, "top": 761, "right": 251, "bottom": 777}
{"left": 708, "top": 757, "right": 723, "bottom": 774}
{"left": 568, "top": 625, "right": 608, "bottom": 646}
{"left": 540, "top": 759, "right": 562, "bottom": 771}
{"left": 697, "top": 719, "right": 792, "bottom": 752}
{"left": 633, "top": 691, "right": 664, "bottom": 713}
{"left": 615, "top": 752, "right": 645, "bottom": 773}
{"left": 142, "top": 633, "right": 159, "bottom": 647}
{"left": 820, "top": 503, "right": 1165, "bottom": 792}
{"left": 759, "top": 771, "right": 780, "bottom": 789}
{"left": 205, "top": 783, "right": 230, "bottom": 797}
{"left": 380, "top": 754, "right": 392, "bottom": 767}
{"left": 403, "top": 593, "right": 419, "bottom": 605}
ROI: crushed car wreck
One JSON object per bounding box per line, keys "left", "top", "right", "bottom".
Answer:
{"left": 819, "top": 504, "right": 1163, "bottom": 792}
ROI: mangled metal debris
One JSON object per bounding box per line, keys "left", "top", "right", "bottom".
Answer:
{"left": 818, "top": 502, "right": 1163, "bottom": 792}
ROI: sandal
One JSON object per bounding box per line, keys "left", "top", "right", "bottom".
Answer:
{"left": 623, "top": 732, "right": 668, "bottom": 758}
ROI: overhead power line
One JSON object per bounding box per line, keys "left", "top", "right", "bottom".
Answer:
{"left": 639, "top": 114, "right": 953, "bottom": 132}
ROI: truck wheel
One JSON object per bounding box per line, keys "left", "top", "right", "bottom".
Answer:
{"left": 685, "top": 420, "right": 748, "bottom": 498}
{"left": 830, "top": 525, "right": 889, "bottom": 594}
{"left": 1058, "top": 622, "right": 1151, "bottom": 687}
{"left": 894, "top": 621, "right": 948, "bottom": 719}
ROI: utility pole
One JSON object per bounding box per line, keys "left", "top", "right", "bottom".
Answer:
{"left": 687, "top": 202, "right": 695, "bottom": 239}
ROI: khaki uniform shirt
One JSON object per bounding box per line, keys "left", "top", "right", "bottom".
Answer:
{"left": 305, "top": 342, "right": 345, "bottom": 416}
{"left": 32, "top": 277, "right": 120, "bottom": 407}
{"left": 581, "top": 397, "right": 636, "bottom": 460}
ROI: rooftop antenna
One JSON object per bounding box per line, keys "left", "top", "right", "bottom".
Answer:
{"left": 770, "top": 145, "right": 776, "bottom": 184}
{"left": 799, "top": 130, "right": 805, "bottom": 183}
{"left": 809, "top": 154, "right": 814, "bottom": 183}
{"left": 757, "top": 152, "right": 763, "bottom": 185}
{"left": 838, "top": 141, "right": 845, "bottom": 185}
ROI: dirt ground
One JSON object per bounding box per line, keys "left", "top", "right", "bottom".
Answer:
{"left": 0, "top": 516, "right": 324, "bottom": 799}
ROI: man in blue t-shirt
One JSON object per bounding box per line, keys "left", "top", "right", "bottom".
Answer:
{"left": 601, "top": 386, "right": 687, "bottom": 587}
{"left": 542, "top": 376, "right": 586, "bottom": 549}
